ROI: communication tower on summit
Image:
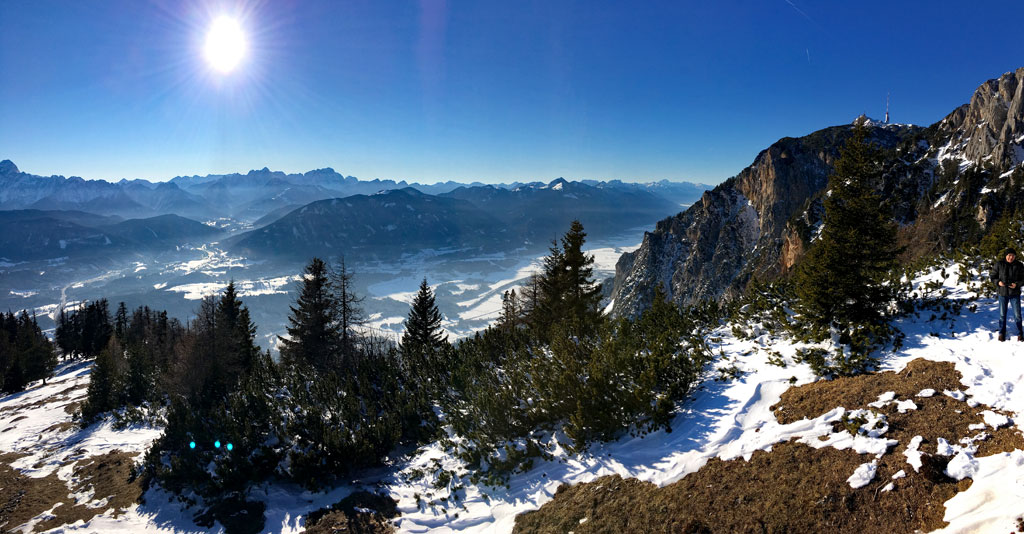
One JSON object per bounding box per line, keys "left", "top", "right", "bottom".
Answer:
{"left": 885, "top": 93, "right": 890, "bottom": 124}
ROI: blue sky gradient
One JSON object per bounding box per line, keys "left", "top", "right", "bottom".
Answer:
{"left": 2, "top": 0, "right": 1022, "bottom": 184}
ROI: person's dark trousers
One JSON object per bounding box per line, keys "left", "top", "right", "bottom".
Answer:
{"left": 998, "top": 294, "right": 1024, "bottom": 338}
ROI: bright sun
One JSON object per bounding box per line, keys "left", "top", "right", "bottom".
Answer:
{"left": 203, "top": 16, "right": 247, "bottom": 73}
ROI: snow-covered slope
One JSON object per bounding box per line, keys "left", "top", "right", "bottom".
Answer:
{"left": 2, "top": 261, "right": 1023, "bottom": 533}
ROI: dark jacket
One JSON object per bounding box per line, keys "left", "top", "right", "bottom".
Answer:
{"left": 991, "top": 258, "right": 1024, "bottom": 297}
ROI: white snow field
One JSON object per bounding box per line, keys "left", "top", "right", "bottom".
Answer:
{"left": 1, "top": 261, "right": 1023, "bottom": 533}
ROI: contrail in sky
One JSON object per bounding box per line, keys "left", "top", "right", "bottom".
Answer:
{"left": 784, "top": 0, "right": 812, "bottom": 23}
{"left": 784, "top": 0, "right": 823, "bottom": 30}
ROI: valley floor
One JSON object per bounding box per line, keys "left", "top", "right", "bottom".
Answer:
{"left": 2, "top": 262, "right": 1024, "bottom": 533}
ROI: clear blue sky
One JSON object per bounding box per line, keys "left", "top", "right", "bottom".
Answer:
{"left": 2, "top": 1, "right": 1022, "bottom": 184}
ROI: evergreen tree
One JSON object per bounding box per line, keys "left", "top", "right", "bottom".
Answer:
{"left": 280, "top": 258, "right": 341, "bottom": 371}
{"left": 794, "top": 124, "right": 901, "bottom": 338}
{"left": 82, "top": 299, "right": 113, "bottom": 357}
{"left": 56, "top": 300, "right": 113, "bottom": 358}
{"left": 81, "top": 336, "right": 123, "bottom": 422}
{"left": 399, "top": 278, "right": 449, "bottom": 394}
{"left": 210, "top": 282, "right": 261, "bottom": 400}
{"left": 400, "top": 278, "right": 447, "bottom": 352}
{"left": 114, "top": 301, "right": 128, "bottom": 340}
{"left": 529, "top": 220, "right": 603, "bottom": 339}
{"left": 559, "top": 220, "right": 603, "bottom": 328}
{"left": 55, "top": 308, "right": 71, "bottom": 359}
{"left": 22, "top": 313, "right": 57, "bottom": 386}
{"left": 531, "top": 241, "right": 566, "bottom": 334}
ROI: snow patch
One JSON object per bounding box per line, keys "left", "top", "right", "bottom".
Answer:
{"left": 847, "top": 460, "right": 877, "bottom": 489}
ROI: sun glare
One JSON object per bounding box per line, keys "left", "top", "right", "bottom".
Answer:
{"left": 203, "top": 16, "right": 247, "bottom": 73}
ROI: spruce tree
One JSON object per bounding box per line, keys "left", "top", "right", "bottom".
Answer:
{"left": 401, "top": 279, "right": 446, "bottom": 349}
{"left": 794, "top": 124, "right": 901, "bottom": 337}
{"left": 22, "top": 314, "right": 56, "bottom": 386}
{"left": 280, "top": 258, "right": 341, "bottom": 371}
{"left": 82, "top": 299, "right": 113, "bottom": 358}
{"left": 532, "top": 241, "right": 566, "bottom": 333}
{"left": 530, "top": 220, "right": 603, "bottom": 338}
{"left": 114, "top": 302, "right": 128, "bottom": 340}
{"left": 81, "top": 336, "right": 123, "bottom": 422}
{"left": 560, "top": 220, "right": 603, "bottom": 328}
{"left": 400, "top": 279, "right": 448, "bottom": 384}
{"left": 211, "top": 282, "right": 261, "bottom": 396}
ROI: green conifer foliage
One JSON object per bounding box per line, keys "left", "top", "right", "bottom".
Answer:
{"left": 794, "top": 124, "right": 901, "bottom": 339}
{"left": 210, "top": 281, "right": 261, "bottom": 398}
{"left": 280, "top": 258, "right": 342, "bottom": 371}
{"left": 401, "top": 278, "right": 447, "bottom": 351}
{"left": 530, "top": 220, "right": 603, "bottom": 339}
{"left": 81, "top": 336, "right": 123, "bottom": 422}
{"left": 1, "top": 311, "right": 57, "bottom": 393}
{"left": 400, "top": 278, "right": 450, "bottom": 405}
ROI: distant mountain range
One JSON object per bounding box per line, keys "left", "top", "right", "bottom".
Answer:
{"left": 230, "top": 188, "right": 509, "bottom": 260}
{"left": 0, "top": 210, "right": 220, "bottom": 262}
{"left": 0, "top": 160, "right": 709, "bottom": 225}
{"left": 230, "top": 179, "right": 679, "bottom": 260}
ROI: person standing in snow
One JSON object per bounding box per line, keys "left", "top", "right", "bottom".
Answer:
{"left": 991, "top": 248, "right": 1024, "bottom": 342}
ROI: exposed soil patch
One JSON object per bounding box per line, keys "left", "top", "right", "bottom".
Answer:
{"left": 53, "top": 383, "right": 88, "bottom": 398}
{"left": 514, "top": 358, "right": 1024, "bottom": 534}
{"left": 1, "top": 384, "right": 86, "bottom": 414}
{"left": 63, "top": 401, "right": 81, "bottom": 415}
{"left": 0, "top": 450, "right": 143, "bottom": 533}
{"left": 44, "top": 422, "right": 77, "bottom": 434}
{"left": 304, "top": 490, "right": 398, "bottom": 534}
{"left": 0, "top": 452, "right": 76, "bottom": 533}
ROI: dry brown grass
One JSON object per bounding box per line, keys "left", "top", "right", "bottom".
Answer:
{"left": 0, "top": 452, "right": 76, "bottom": 533}
{"left": 514, "top": 359, "right": 1024, "bottom": 534}
{"left": 0, "top": 450, "right": 143, "bottom": 533}
{"left": 304, "top": 490, "right": 398, "bottom": 534}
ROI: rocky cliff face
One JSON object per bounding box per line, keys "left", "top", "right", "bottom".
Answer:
{"left": 611, "top": 68, "right": 1024, "bottom": 317}
{"left": 936, "top": 67, "right": 1024, "bottom": 168}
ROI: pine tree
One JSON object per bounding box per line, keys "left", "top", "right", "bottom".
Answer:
{"left": 23, "top": 314, "right": 56, "bottom": 386}
{"left": 210, "top": 282, "right": 261, "bottom": 397}
{"left": 401, "top": 278, "right": 446, "bottom": 351}
{"left": 794, "top": 124, "right": 901, "bottom": 337}
{"left": 1, "top": 312, "right": 27, "bottom": 393}
{"left": 81, "top": 336, "right": 123, "bottom": 422}
{"left": 114, "top": 302, "right": 128, "bottom": 340}
{"left": 82, "top": 299, "right": 113, "bottom": 358}
{"left": 531, "top": 241, "right": 566, "bottom": 333}
{"left": 56, "top": 308, "right": 71, "bottom": 359}
{"left": 280, "top": 258, "right": 342, "bottom": 371}
{"left": 399, "top": 278, "right": 449, "bottom": 391}
{"left": 559, "top": 220, "right": 603, "bottom": 329}
{"left": 530, "top": 220, "right": 603, "bottom": 338}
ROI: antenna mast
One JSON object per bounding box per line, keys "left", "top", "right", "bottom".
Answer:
{"left": 885, "top": 93, "right": 890, "bottom": 124}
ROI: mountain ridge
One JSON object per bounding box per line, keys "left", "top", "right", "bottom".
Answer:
{"left": 610, "top": 67, "right": 1024, "bottom": 316}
